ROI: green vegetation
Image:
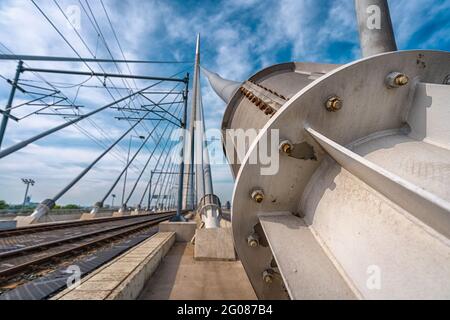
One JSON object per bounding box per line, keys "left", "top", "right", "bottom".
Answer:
{"left": 0, "top": 200, "right": 9, "bottom": 210}
{"left": 52, "top": 204, "right": 81, "bottom": 210}
{"left": 63, "top": 204, "right": 80, "bottom": 209}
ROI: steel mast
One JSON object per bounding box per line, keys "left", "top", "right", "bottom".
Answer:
{"left": 191, "top": 35, "right": 221, "bottom": 229}
{"left": 183, "top": 35, "right": 201, "bottom": 210}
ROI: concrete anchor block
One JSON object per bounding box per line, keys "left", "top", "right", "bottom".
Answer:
{"left": 194, "top": 228, "right": 237, "bottom": 261}
{"left": 159, "top": 221, "right": 197, "bottom": 242}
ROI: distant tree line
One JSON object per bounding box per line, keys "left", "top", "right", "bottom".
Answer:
{"left": 0, "top": 200, "right": 81, "bottom": 211}
{"left": 0, "top": 200, "right": 8, "bottom": 210}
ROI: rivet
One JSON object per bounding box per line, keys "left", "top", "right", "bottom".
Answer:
{"left": 251, "top": 189, "right": 264, "bottom": 203}
{"left": 325, "top": 96, "right": 343, "bottom": 112}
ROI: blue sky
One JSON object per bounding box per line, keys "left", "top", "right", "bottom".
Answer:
{"left": 0, "top": 0, "right": 449, "bottom": 206}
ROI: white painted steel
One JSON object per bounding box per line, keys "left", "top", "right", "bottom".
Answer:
{"left": 215, "top": 50, "right": 450, "bottom": 299}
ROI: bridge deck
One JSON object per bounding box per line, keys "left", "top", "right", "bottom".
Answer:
{"left": 138, "top": 242, "right": 256, "bottom": 300}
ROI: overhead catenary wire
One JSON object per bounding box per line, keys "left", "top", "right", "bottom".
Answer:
{"left": 36, "top": 0, "right": 161, "bottom": 165}
{"left": 124, "top": 92, "right": 184, "bottom": 205}
{"left": 2, "top": 2, "right": 193, "bottom": 207}
{"left": 51, "top": 0, "right": 156, "bottom": 156}
{"left": 100, "top": 101, "right": 184, "bottom": 205}
{"left": 0, "top": 44, "right": 144, "bottom": 172}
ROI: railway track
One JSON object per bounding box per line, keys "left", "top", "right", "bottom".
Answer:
{"left": 0, "top": 212, "right": 176, "bottom": 281}
{"left": 0, "top": 212, "right": 170, "bottom": 237}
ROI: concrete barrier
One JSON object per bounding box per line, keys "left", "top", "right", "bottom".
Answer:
{"left": 159, "top": 221, "right": 197, "bottom": 242}
{"left": 53, "top": 232, "right": 175, "bottom": 300}
{"left": 194, "top": 228, "right": 236, "bottom": 261}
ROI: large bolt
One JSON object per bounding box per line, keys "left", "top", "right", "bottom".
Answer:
{"left": 325, "top": 96, "right": 343, "bottom": 112}
{"left": 386, "top": 72, "right": 409, "bottom": 88}
{"left": 247, "top": 233, "right": 260, "bottom": 248}
{"left": 279, "top": 140, "right": 294, "bottom": 155}
{"left": 251, "top": 189, "right": 265, "bottom": 203}
{"left": 263, "top": 269, "right": 274, "bottom": 284}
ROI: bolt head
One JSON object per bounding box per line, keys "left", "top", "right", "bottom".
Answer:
{"left": 263, "top": 270, "right": 274, "bottom": 284}
{"left": 386, "top": 72, "right": 409, "bottom": 88}
{"left": 251, "top": 189, "right": 265, "bottom": 203}
{"left": 395, "top": 74, "right": 409, "bottom": 86}
{"left": 280, "top": 140, "right": 293, "bottom": 155}
{"left": 325, "top": 96, "right": 343, "bottom": 112}
{"left": 249, "top": 240, "right": 259, "bottom": 247}
{"left": 247, "top": 233, "right": 260, "bottom": 248}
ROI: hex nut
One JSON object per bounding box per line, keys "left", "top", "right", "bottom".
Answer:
{"left": 386, "top": 72, "right": 409, "bottom": 88}
{"left": 325, "top": 96, "right": 343, "bottom": 112}
{"left": 263, "top": 270, "right": 274, "bottom": 284}
{"left": 247, "top": 233, "right": 260, "bottom": 248}
{"left": 279, "top": 140, "right": 294, "bottom": 155}
{"left": 251, "top": 189, "right": 264, "bottom": 203}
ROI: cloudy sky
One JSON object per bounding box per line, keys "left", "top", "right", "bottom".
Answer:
{"left": 0, "top": 0, "right": 449, "bottom": 207}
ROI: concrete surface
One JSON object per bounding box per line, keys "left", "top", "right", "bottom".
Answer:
{"left": 159, "top": 221, "right": 197, "bottom": 242}
{"left": 138, "top": 243, "right": 257, "bottom": 300}
{"left": 113, "top": 212, "right": 129, "bottom": 217}
{"left": 14, "top": 216, "right": 34, "bottom": 228}
{"left": 54, "top": 232, "right": 175, "bottom": 300}
{"left": 194, "top": 227, "right": 236, "bottom": 261}
{"left": 8, "top": 211, "right": 122, "bottom": 227}
{"left": 80, "top": 213, "right": 95, "bottom": 220}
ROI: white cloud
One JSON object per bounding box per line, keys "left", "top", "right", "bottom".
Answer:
{"left": 0, "top": 0, "right": 448, "bottom": 207}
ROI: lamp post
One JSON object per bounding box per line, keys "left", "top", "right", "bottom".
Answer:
{"left": 147, "top": 170, "right": 155, "bottom": 211}
{"left": 21, "top": 178, "right": 35, "bottom": 210}
{"left": 121, "top": 135, "right": 145, "bottom": 211}
{"left": 111, "top": 194, "right": 116, "bottom": 209}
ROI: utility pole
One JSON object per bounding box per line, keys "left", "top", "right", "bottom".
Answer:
{"left": 147, "top": 171, "right": 155, "bottom": 211}
{"left": 111, "top": 194, "right": 116, "bottom": 208}
{"left": 0, "top": 61, "right": 23, "bottom": 150}
{"left": 21, "top": 178, "right": 35, "bottom": 210}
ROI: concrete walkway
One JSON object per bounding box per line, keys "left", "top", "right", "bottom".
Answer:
{"left": 138, "top": 243, "right": 257, "bottom": 300}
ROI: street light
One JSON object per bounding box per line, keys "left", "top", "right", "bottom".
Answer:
{"left": 111, "top": 194, "right": 116, "bottom": 208}
{"left": 21, "top": 178, "right": 35, "bottom": 210}
{"left": 121, "top": 135, "right": 145, "bottom": 210}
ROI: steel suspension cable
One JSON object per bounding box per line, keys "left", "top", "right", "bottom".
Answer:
{"left": 99, "top": 102, "right": 184, "bottom": 205}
